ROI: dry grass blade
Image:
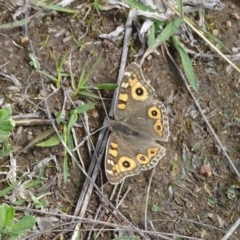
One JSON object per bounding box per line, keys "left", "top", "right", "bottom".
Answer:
{"left": 14, "top": 118, "right": 53, "bottom": 126}
{"left": 144, "top": 167, "right": 155, "bottom": 231}
{"left": 221, "top": 217, "right": 240, "bottom": 240}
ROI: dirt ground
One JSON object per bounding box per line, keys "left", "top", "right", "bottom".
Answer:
{"left": 0, "top": 0, "right": 240, "bottom": 239}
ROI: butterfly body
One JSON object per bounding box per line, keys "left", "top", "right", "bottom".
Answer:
{"left": 105, "top": 63, "right": 169, "bottom": 184}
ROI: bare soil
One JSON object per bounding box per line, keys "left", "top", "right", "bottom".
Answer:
{"left": 0, "top": 0, "right": 240, "bottom": 239}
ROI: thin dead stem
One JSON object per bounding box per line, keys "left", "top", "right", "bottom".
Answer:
{"left": 221, "top": 217, "right": 240, "bottom": 240}
{"left": 144, "top": 167, "right": 156, "bottom": 231}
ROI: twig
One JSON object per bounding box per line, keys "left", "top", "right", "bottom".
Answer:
{"left": 86, "top": 204, "right": 102, "bottom": 240}
{"left": 144, "top": 167, "right": 156, "bottom": 231}
{"left": 14, "top": 118, "right": 53, "bottom": 126}
{"left": 178, "top": 217, "right": 235, "bottom": 237}
{"left": 116, "top": 185, "right": 131, "bottom": 209}
{"left": 71, "top": 127, "right": 85, "bottom": 171}
{"left": 17, "top": 206, "right": 203, "bottom": 240}
{"left": 221, "top": 217, "right": 240, "bottom": 240}
{"left": 149, "top": 220, "right": 170, "bottom": 240}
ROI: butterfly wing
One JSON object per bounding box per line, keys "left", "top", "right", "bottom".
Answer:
{"left": 106, "top": 62, "right": 169, "bottom": 184}
{"left": 126, "top": 99, "right": 170, "bottom": 142}
{"left": 105, "top": 122, "right": 167, "bottom": 184}
{"left": 105, "top": 132, "right": 141, "bottom": 184}
{"left": 114, "top": 62, "right": 155, "bottom": 121}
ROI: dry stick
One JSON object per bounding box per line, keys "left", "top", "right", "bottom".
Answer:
{"left": 12, "top": 113, "right": 40, "bottom": 119}
{"left": 115, "top": 180, "right": 125, "bottom": 204}
{"left": 116, "top": 185, "right": 131, "bottom": 209}
{"left": 16, "top": 206, "right": 201, "bottom": 240}
{"left": 71, "top": 127, "right": 85, "bottom": 171}
{"left": 94, "top": 189, "right": 137, "bottom": 239}
{"left": 144, "top": 166, "right": 156, "bottom": 231}
{"left": 91, "top": 190, "right": 133, "bottom": 240}
{"left": 178, "top": 217, "right": 237, "bottom": 238}
{"left": 24, "top": 217, "right": 203, "bottom": 240}
{"left": 14, "top": 118, "right": 53, "bottom": 126}
{"left": 165, "top": 46, "right": 240, "bottom": 180}
{"left": 86, "top": 204, "right": 102, "bottom": 240}
{"left": 71, "top": 117, "right": 109, "bottom": 231}
{"left": 21, "top": 211, "right": 202, "bottom": 240}
{"left": 80, "top": 101, "right": 92, "bottom": 158}
{"left": 148, "top": 220, "right": 170, "bottom": 240}
{"left": 88, "top": 204, "right": 112, "bottom": 240}
{"left": 220, "top": 217, "right": 240, "bottom": 240}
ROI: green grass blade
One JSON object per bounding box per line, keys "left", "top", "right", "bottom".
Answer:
{"left": 75, "top": 103, "right": 96, "bottom": 114}
{"left": 172, "top": 35, "right": 198, "bottom": 91}
{"left": 37, "top": 70, "right": 57, "bottom": 82}
{"left": 25, "top": 179, "right": 44, "bottom": 189}
{"left": 66, "top": 134, "right": 74, "bottom": 166}
{"left": 63, "top": 124, "right": 68, "bottom": 183}
{"left": 66, "top": 132, "right": 74, "bottom": 152}
{"left": 67, "top": 111, "right": 78, "bottom": 133}
{"left": 0, "top": 174, "right": 27, "bottom": 197}
{"left": 0, "top": 108, "right": 15, "bottom": 136}
{"left": 78, "top": 61, "right": 88, "bottom": 89}
{"left": 125, "top": 0, "right": 155, "bottom": 12}
{"left": 84, "top": 57, "right": 101, "bottom": 84}
{"left": 0, "top": 204, "right": 7, "bottom": 228}
{"left": 74, "top": 58, "right": 102, "bottom": 96}
{"left": 203, "top": 31, "right": 232, "bottom": 54}
{"left": 79, "top": 91, "right": 102, "bottom": 99}
{"left": 148, "top": 23, "right": 156, "bottom": 48}
{"left": 29, "top": 53, "right": 40, "bottom": 70}
{"left": 149, "top": 17, "right": 182, "bottom": 49}
{"left": 37, "top": 4, "right": 78, "bottom": 14}
{"left": 176, "top": 0, "right": 183, "bottom": 18}
{"left": 58, "top": 53, "right": 68, "bottom": 74}
{"left": 0, "top": 18, "right": 30, "bottom": 29}
{"left": 96, "top": 83, "right": 118, "bottom": 90}
{"left": 36, "top": 136, "right": 61, "bottom": 147}
{"left": 6, "top": 206, "right": 15, "bottom": 227}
